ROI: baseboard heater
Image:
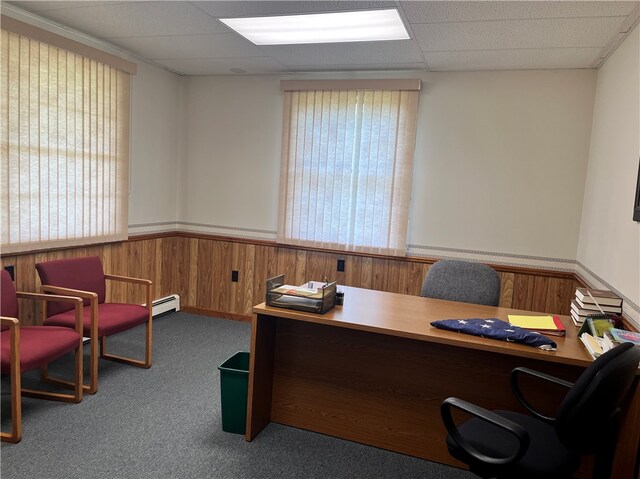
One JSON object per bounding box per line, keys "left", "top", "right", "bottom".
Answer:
{"left": 151, "top": 294, "right": 181, "bottom": 317}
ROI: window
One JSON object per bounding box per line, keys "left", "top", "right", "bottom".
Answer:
{"left": 277, "top": 80, "right": 420, "bottom": 256}
{"left": 0, "top": 18, "right": 135, "bottom": 254}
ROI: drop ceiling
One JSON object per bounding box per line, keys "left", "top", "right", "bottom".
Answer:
{"left": 4, "top": 1, "right": 640, "bottom": 75}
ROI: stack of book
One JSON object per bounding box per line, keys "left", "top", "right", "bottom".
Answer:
{"left": 570, "top": 288, "right": 622, "bottom": 326}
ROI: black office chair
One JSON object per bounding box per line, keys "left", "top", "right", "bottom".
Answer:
{"left": 440, "top": 342, "right": 640, "bottom": 479}
{"left": 421, "top": 260, "right": 501, "bottom": 306}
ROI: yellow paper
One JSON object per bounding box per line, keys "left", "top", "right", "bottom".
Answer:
{"left": 508, "top": 315, "right": 557, "bottom": 329}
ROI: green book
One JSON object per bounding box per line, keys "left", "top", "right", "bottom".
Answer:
{"left": 578, "top": 317, "right": 614, "bottom": 339}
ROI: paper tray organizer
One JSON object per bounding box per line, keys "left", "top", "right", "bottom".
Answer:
{"left": 266, "top": 275, "right": 336, "bottom": 314}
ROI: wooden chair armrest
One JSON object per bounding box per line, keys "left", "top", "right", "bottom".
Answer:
{"left": 39, "top": 287, "right": 92, "bottom": 334}
{"left": 17, "top": 291, "right": 84, "bottom": 304}
{"left": 0, "top": 316, "right": 19, "bottom": 328}
{"left": 20, "top": 291, "right": 85, "bottom": 333}
{"left": 40, "top": 285, "right": 98, "bottom": 301}
{"left": 1, "top": 317, "right": 19, "bottom": 379}
{"left": 104, "top": 275, "right": 153, "bottom": 312}
{"left": 104, "top": 274, "right": 152, "bottom": 286}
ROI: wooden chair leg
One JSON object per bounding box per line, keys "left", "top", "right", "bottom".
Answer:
{"left": 26, "top": 341, "right": 84, "bottom": 402}
{"left": 41, "top": 337, "right": 97, "bottom": 395}
{"left": 0, "top": 371, "right": 22, "bottom": 443}
{"left": 1, "top": 326, "right": 22, "bottom": 443}
{"left": 100, "top": 318, "right": 152, "bottom": 369}
{"left": 88, "top": 333, "right": 98, "bottom": 394}
{"left": 99, "top": 336, "right": 107, "bottom": 356}
{"left": 146, "top": 316, "right": 152, "bottom": 367}
{"left": 73, "top": 340, "right": 83, "bottom": 402}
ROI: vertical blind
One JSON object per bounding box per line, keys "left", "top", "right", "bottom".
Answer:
{"left": 0, "top": 28, "right": 131, "bottom": 254}
{"left": 277, "top": 86, "right": 419, "bottom": 256}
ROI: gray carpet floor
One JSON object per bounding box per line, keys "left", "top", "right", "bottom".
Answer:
{"left": 1, "top": 312, "right": 475, "bottom": 479}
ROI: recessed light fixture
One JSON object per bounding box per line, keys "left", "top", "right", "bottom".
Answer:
{"left": 219, "top": 9, "right": 409, "bottom": 46}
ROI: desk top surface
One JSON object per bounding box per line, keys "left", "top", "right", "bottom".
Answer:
{"left": 253, "top": 285, "right": 593, "bottom": 368}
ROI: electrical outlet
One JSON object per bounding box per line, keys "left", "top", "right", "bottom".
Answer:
{"left": 337, "top": 259, "right": 345, "bottom": 272}
{"left": 4, "top": 265, "right": 14, "bottom": 280}
{"left": 231, "top": 270, "right": 239, "bottom": 282}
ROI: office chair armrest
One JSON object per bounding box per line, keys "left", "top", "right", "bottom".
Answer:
{"left": 16, "top": 292, "right": 84, "bottom": 332}
{"left": 441, "top": 397, "right": 530, "bottom": 466}
{"left": 511, "top": 367, "right": 573, "bottom": 422}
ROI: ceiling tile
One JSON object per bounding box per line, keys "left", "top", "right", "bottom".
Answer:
{"left": 424, "top": 47, "right": 602, "bottom": 71}
{"left": 12, "top": 2, "right": 228, "bottom": 38}
{"left": 110, "top": 33, "right": 265, "bottom": 60}
{"left": 192, "top": 1, "right": 398, "bottom": 18}
{"left": 4, "top": 0, "right": 638, "bottom": 74}
{"left": 263, "top": 40, "right": 426, "bottom": 66}
{"left": 156, "top": 57, "right": 289, "bottom": 75}
{"left": 413, "top": 17, "right": 627, "bottom": 51}
{"left": 6, "top": 1, "right": 128, "bottom": 12}
{"left": 401, "top": 1, "right": 638, "bottom": 24}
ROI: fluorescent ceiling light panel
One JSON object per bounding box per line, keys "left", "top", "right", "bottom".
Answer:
{"left": 220, "top": 9, "right": 410, "bottom": 45}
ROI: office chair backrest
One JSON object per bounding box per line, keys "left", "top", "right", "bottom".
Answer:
{"left": 36, "top": 256, "right": 106, "bottom": 316}
{"left": 555, "top": 342, "right": 640, "bottom": 454}
{"left": 421, "top": 260, "right": 501, "bottom": 306}
{"left": 0, "top": 270, "right": 19, "bottom": 330}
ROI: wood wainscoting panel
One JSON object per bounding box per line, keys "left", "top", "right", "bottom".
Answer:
{"left": 161, "top": 236, "right": 184, "bottom": 301}
{"left": 387, "top": 259, "right": 402, "bottom": 294}
{"left": 187, "top": 238, "right": 199, "bottom": 306}
{"left": 275, "top": 247, "right": 307, "bottom": 286}
{"left": 531, "top": 276, "right": 550, "bottom": 312}
{"left": 305, "top": 250, "right": 335, "bottom": 286}
{"left": 371, "top": 258, "right": 390, "bottom": 292}
{"left": 512, "top": 274, "right": 535, "bottom": 311}
{"left": 253, "top": 244, "right": 277, "bottom": 310}
{"left": 545, "top": 277, "right": 576, "bottom": 315}
{"left": 16, "top": 254, "right": 37, "bottom": 325}
{"left": 499, "top": 272, "right": 515, "bottom": 309}
{"left": 195, "top": 239, "right": 214, "bottom": 311}
{"left": 229, "top": 242, "right": 255, "bottom": 315}
{"left": 212, "top": 240, "right": 233, "bottom": 314}
{"left": 403, "top": 260, "right": 430, "bottom": 296}
{"left": 1, "top": 234, "right": 583, "bottom": 324}
{"left": 242, "top": 243, "right": 257, "bottom": 315}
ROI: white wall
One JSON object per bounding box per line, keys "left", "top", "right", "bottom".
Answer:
{"left": 180, "top": 70, "right": 597, "bottom": 267}
{"left": 409, "top": 70, "right": 595, "bottom": 264}
{"left": 179, "top": 76, "right": 282, "bottom": 239}
{"left": 577, "top": 25, "right": 640, "bottom": 324}
{"left": 128, "top": 61, "right": 181, "bottom": 234}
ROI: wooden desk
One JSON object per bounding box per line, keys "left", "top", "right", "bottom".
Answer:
{"left": 246, "top": 286, "right": 639, "bottom": 478}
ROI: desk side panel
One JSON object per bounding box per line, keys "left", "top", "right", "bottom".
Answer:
{"left": 246, "top": 313, "right": 276, "bottom": 440}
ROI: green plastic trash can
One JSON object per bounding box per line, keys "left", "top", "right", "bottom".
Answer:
{"left": 218, "top": 352, "right": 250, "bottom": 434}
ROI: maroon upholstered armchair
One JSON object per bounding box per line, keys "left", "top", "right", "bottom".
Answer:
{"left": 35, "top": 256, "right": 152, "bottom": 395}
{"left": 0, "top": 270, "right": 83, "bottom": 444}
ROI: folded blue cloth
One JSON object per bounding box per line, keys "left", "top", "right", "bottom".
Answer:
{"left": 431, "top": 318, "right": 557, "bottom": 350}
